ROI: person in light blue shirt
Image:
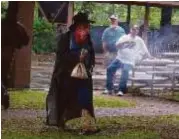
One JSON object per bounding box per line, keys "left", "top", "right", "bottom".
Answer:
{"left": 102, "top": 15, "right": 126, "bottom": 66}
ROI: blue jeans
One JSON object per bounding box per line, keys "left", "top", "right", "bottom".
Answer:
{"left": 106, "top": 59, "right": 132, "bottom": 93}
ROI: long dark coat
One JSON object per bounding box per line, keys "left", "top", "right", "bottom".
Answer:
{"left": 46, "top": 31, "right": 95, "bottom": 127}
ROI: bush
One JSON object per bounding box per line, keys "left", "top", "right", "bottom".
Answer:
{"left": 1, "top": 1, "right": 8, "bottom": 19}
{"left": 32, "top": 18, "right": 57, "bottom": 54}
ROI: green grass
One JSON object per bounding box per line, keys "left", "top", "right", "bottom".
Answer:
{"left": 10, "top": 90, "right": 47, "bottom": 109}
{"left": 4, "top": 89, "right": 179, "bottom": 139}
{"left": 94, "top": 96, "right": 135, "bottom": 108}
{"left": 173, "top": 93, "right": 179, "bottom": 101}
{"left": 2, "top": 115, "right": 179, "bottom": 139}
{"left": 2, "top": 131, "right": 160, "bottom": 139}
{"left": 9, "top": 90, "right": 135, "bottom": 109}
{"left": 162, "top": 92, "right": 179, "bottom": 102}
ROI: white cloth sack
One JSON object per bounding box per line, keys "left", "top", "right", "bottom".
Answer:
{"left": 71, "top": 63, "right": 88, "bottom": 79}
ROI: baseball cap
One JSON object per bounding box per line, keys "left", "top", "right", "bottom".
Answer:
{"left": 109, "top": 15, "right": 118, "bottom": 20}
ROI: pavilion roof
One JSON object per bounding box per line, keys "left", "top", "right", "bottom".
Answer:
{"left": 95, "top": 1, "right": 179, "bottom": 8}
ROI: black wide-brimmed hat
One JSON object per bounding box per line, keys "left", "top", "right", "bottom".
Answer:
{"left": 69, "top": 12, "right": 95, "bottom": 31}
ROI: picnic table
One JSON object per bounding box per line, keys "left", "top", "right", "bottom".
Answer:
{"left": 161, "top": 52, "right": 179, "bottom": 57}
{"left": 146, "top": 70, "right": 179, "bottom": 76}
{"left": 167, "top": 64, "right": 179, "bottom": 69}
{"left": 161, "top": 52, "right": 179, "bottom": 63}
{"left": 132, "top": 58, "right": 175, "bottom": 96}
{"left": 166, "top": 64, "right": 179, "bottom": 94}
{"left": 140, "top": 58, "right": 174, "bottom": 66}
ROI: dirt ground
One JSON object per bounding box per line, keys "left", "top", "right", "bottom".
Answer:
{"left": 2, "top": 95, "right": 179, "bottom": 120}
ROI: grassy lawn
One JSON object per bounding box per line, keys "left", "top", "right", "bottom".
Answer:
{"left": 2, "top": 89, "right": 179, "bottom": 139}
{"left": 169, "top": 93, "right": 179, "bottom": 101}
{"left": 173, "top": 93, "right": 179, "bottom": 101}
{"left": 2, "top": 115, "right": 179, "bottom": 139}
{"left": 9, "top": 90, "right": 135, "bottom": 109}
{"left": 161, "top": 92, "right": 179, "bottom": 102}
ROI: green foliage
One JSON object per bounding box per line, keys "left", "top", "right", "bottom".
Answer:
{"left": 74, "top": 2, "right": 179, "bottom": 29}
{"left": 1, "top": 1, "right": 8, "bottom": 19}
{"left": 149, "top": 7, "right": 161, "bottom": 29}
{"left": 2, "top": 2, "right": 178, "bottom": 54}
{"left": 32, "top": 18, "right": 56, "bottom": 54}
{"left": 172, "top": 8, "right": 179, "bottom": 25}
{"left": 32, "top": 2, "right": 56, "bottom": 54}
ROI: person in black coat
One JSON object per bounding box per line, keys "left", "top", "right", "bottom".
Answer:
{"left": 46, "top": 12, "right": 99, "bottom": 134}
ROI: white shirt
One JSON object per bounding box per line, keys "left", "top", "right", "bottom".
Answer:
{"left": 115, "top": 34, "right": 150, "bottom": 66}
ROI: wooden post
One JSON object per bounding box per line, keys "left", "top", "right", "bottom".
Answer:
{"left": 160, "top": 7, "right": 172, "bottom": 35}
{"left": 13, "top": 1, "right": 35, "bottom": 88}
{"left": 67, "top": 1, "right": 74, "bottom": 28}
{"left": 160, "top": 7, "right": 172, "bottom": 27}
{"left": 2, "top": 2, "right": 19, "bottom": 88}
{"left": 142, "top": 5, "right": 150, "bottom": 45}
{"left": 126, "top": 4, "right": 131, "bottom": 33}
{"left": 126, "top": 4, "right": 131, "bottom": 25}
{"left": 6, "top": 1, "right": 18, "bottom": 22}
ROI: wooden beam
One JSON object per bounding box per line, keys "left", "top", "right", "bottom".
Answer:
{"left": 6, "top": 1, "right": 18, "bottom": 22}
{"left": 94, "top": 1, "right": 179, "bottom": 8}
{"left": 13, "top": 1, "right": 35, "bottom": 88}
{"left": 37, "top": 2, "right": 48, "bottom": 21}
{"left": 67, "top": 1, "right": 74, "bottom": 28}
{"left": 142, "top": 5, "right": 150, "bottom": 45}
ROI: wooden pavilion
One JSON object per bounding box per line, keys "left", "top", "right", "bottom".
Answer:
{"left": 2, "top": 1, "right": 179, "bottom": 88}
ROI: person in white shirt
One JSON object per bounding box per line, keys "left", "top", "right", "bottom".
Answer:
{"left": 104, "top": 25, "right": 152, "bottom": 96}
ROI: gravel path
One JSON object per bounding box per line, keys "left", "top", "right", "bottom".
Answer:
{"left": 2, "top": 96, "right": 179, "bottom": 120}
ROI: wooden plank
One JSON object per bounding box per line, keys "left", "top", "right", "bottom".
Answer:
{"left": 94, "top": 1, "right": 179, "bottom": 8}
{"left": 153, "top": 84, "right": 179, "bottom": 87}
{"left": 13, "top": 1, "right": 35, "bottom": 88}
{"left": 37, "top": 2, "right": 48, "bottom": 21}
{"left": 140, "top": 87, "right": 164, "bottom": 90}
{"left": 142, "top": 5, "right": 149, "bottom": 44}
{"left": 146, "top": 71, "right": 179, "bottom": 74}
{"left": 129, "top": 77, "right": 168, "bottom": 81}
{"left": 67, "top": 1, "right": 74, "bottom": 28}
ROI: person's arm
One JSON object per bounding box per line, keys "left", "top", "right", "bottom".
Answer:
{"left": 102, "top": 28, "right": 108, "bottom": 53}
{"left": 120, "top": 27, "right": 126, "bottom": 36}
{"left": 115, "top": 35, "right": 131, "bottom": 48}
{"left": 88, "top": 35, "right": 95, "bottom": 69}
{"left": 54, "top": 33, "right": 83, "bottom": 73}
{"left": 102, "top": 42, "right": 108, "bottom": 53}
{"left": 140, "top": 38, "right": 153, "bottom": 59}
{"left": 56, "top": 34, "right": 80, "bottom": 63}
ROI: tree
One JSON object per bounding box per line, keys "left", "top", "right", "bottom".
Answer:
{"left": 74, "top": 2, "right": 178, "bottom": 29}
{"left": 1, "top": 1, "right": 8, "bottom": 19}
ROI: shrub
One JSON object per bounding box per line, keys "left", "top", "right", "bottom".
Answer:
{"left": 32, "top": 18, "right": 57, "bottom": 54}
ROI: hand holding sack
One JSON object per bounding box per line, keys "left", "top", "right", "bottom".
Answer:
{"left": 71, "top": 49, "right": 88, "bottom": 79}
{"left": 71, "top": 62, "right": 88, "bottom": 79}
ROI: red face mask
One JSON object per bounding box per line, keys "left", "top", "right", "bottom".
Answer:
{"left": 74, "top": 24, "right": 90, "bottom": 44}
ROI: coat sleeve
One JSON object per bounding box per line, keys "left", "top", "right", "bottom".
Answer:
{"left": 88, "top": 35, "right": 95, "bottom": 69}
{"left": 55, "top": 33, "right": 81, "bottom": 72}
